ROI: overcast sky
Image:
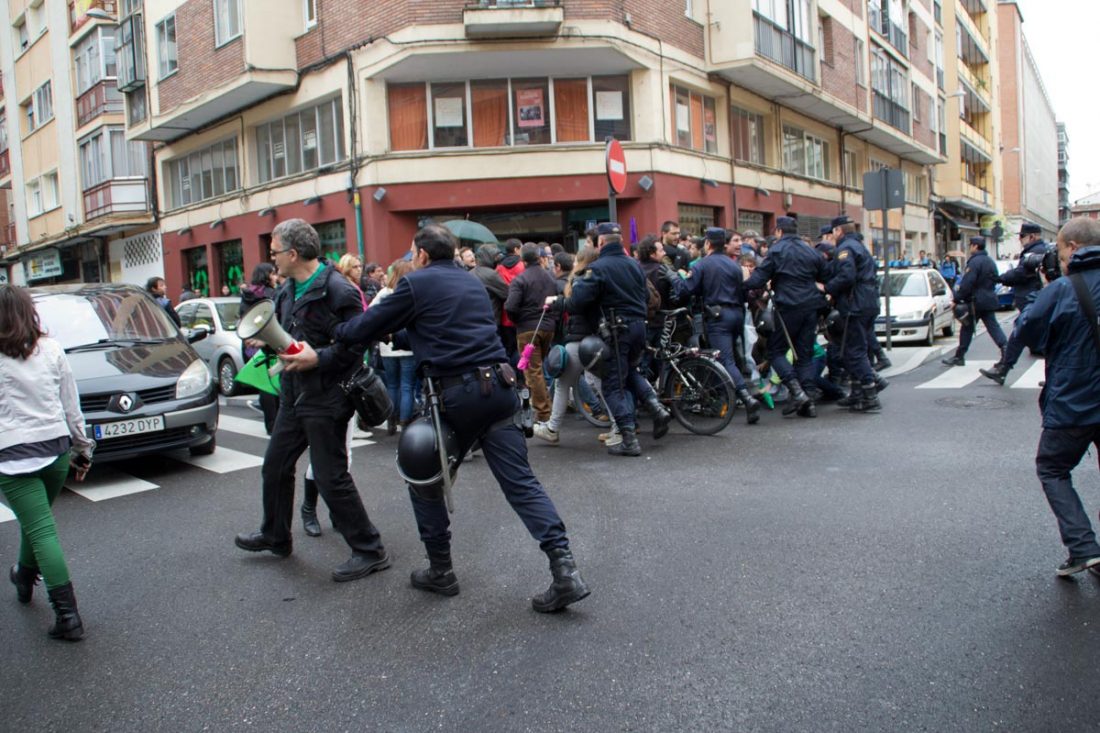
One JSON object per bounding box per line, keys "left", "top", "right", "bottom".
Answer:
{"left": 1012, "top": 0, "right": 1092, "bottom": 203}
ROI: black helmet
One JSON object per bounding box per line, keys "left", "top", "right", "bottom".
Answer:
{"left": 824, "top": 309, "right": 845, "bottom": 343}
{"left": 577, "top": 335, "right": 607, "bottom": 377}
{"left": 953, "top": 302, "right": 971, "bottom": 324}
{"left": 395, "top": 416, "right": 460, "bottom": 501}
{"left": 755, "top": 303, "right": 775, "bottom": 337}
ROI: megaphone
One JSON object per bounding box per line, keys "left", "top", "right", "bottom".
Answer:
{"left": 237, "top": 299, "right": 301, "bottom": 375}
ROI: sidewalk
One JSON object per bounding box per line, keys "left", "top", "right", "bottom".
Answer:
{"left": 877, "top": 311, "right": 1016, "bottom": 378}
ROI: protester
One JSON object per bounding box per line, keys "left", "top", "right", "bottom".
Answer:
{"left": 336, "top": 254, "right": 368, "bottom": 310}
{"left": 240, "top": 263, "right": 281, "bottom": 434}
{"left": 506, "top": 243, "right": 559, "bottom": 423}
{"left": 146, "top": 276, "right": 181, "bottom": 326}
{"left": 496, "top": 239, "right": 526, "bottom": 366}
{"left": 374, "top": 260, "right": 417, "bottom": 434}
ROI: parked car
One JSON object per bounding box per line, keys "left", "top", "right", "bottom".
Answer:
{"left": 874, "top": 267, "right": 955, "bottom": 346}
{"left": 993, "top": 259, "right": 1016, "bottom": 310}
{"left": 176, "top": 297, "right": 247, "bottom": 396}
{"left": 30, "top": 284, "right": 218, "bottom": 461}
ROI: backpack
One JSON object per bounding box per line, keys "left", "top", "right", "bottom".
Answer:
{"left": 645, "top": 277, "right": 662, "bottom": 322}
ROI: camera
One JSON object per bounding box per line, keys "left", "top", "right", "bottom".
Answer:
{"left": 1021, "top": 244, "right": 1061, "bottom": 282}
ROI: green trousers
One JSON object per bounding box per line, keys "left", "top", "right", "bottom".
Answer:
{"left": 0, "top": 454, "right": 72, "bottom": 590}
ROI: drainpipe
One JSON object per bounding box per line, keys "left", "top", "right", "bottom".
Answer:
{"left": 353, "top": 186, "right": 365, "bottom": 262}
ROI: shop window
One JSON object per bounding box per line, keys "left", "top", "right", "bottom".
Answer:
{"left": 677, "top": 204, "right": 718, "bottom": 236}
{"left": 184, "top": 247, "right": 210, "bottom": 297}
{"left": 513, "top": 78, "right": 550, "bottom": 146}
{"left": 738, "top": 211, "right": 766, "bottom": 235}
{"left": 472, "top": 79, "right": 509, "bottom": 147}
{"left": 315, "top": 220, "right": 346, "bottom": 264}
{"left": 217, "top": 239, "right": 244, "bottom": 295}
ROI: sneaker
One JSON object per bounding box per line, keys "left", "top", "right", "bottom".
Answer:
{"left": 1056, "top": 555, "right": 1100, "bottom": 577}
{"left": 533, "top": 422, "right": 560, "bottom": 444}
{"left": 599, "top": 431, "right": 622, "bottom": 446}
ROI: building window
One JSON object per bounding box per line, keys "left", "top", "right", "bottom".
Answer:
{"left": 166, "top": 138, "right": 240, "bottom": 208}
{"left": 671, "top": 85, "right": 717, "bottom": 154}
{"left": 26, "top": 179, "right": 41, "bottom": 216}
{"left": 116, "top": 2, "right": 147, "bottom": 92}
{"left": 753, "top": 0, "right": 815, "bottom": 82}
{"left": 156, "top": 15, "right": 177, "bottom": 79}
{"left": 0, "top": 113, "right": 7, "bottom": 153}
{"left": 871, "top": 45, "right": 910, "bottom": 133}
{"left": 819, "top": 16, "right": 834, "bottom": 65}
{"left": 127, "top": 90, "right": 147, "bottom": 125}
{"left": 904, "top": 171, "right": 927, "bottom": 204}
{"left": 934, "top": 32, "right": 944, "bottom": 90}
{"left": 26, "top": 172, "right": 59, "bottom": 217}
{"left": 855, "top": 38, "right": 866, "bottom": 85}
{"left": 782, "top": 124, "right": 830, "bottom": 180}
{"left": 79, "top": 127, "right": 148, "bottom": 190}
{"left": 14, "top": 17, "right": 29, "bottom": 53}
{"left": 869, "top": 0, "right": 908, "bottom": 57}
{"left": 256, "top": 97, "right": 345, "bottom": 183}
{"left": 304, "top": 0, "right": 317, "bottom": 28}
{"left": 387, "top": 76, "right": 631, "bottom": 152}
{"left": 75, "top": 28, "right": 117, "bottom": 95}
{"left": 844, "top": 149, "right": 861, "bottom": 188}
{"left": 731, "top": 106, "right": 765, "bottom": 165}
{"left": 22, "top": 81, "right": 54, "bottom": 134}
{"left": 121, "top": 0, "right": 143, "bottom": 14}
{"left": 214, "top": 0, "right": 243, "bottom": 47}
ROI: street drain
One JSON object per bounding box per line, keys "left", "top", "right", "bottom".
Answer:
{"left": 935, "top": 395, "right": 1015, "bottom": 410}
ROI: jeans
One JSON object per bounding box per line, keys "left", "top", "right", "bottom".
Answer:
{"left": 0, "top": 454, "right": 72, "bottom": 589}
{"left": 703, "top": 306, "right": 748, "bottom": 391}
{"left": 957, "top": 308, "right": 1007, "bottom": 358}
{"left": 1035, "top": 425, "right": 1100, "bottom": 560}
{"left": 383, "top": 355, "right": 417, "bottom": 422}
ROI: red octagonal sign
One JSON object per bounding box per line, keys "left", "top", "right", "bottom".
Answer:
{"left": 606, "top": 139, "right": 627, "bottom": 194}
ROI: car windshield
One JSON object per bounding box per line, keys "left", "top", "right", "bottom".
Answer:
{"left": 215, "top": 301, "right": 241, "bottom": 330}
{"left": 878, "top": 272, "right": 929, "bottom": 297}
{"left": 34, "top": 291, "right": 179, "bottom": 350}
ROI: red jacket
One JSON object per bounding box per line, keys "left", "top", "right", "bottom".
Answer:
{"left": 495, "top": 256, "right": 525, "bottom": 327}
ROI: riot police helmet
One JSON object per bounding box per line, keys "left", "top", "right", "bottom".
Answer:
{"left": 395, "top": 416, "right": 460, "bottom": 500}
{"left": 577, "top": 335, "right": 608, "bottom": 377}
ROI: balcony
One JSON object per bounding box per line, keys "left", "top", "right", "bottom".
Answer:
{"left": 0, "top": 149, "right": 9, "bottom": 180}
{"left": 960, "top": 181, "right": 992, "bottom": 210}
{"left": 0, "top": 222, "right": 13, "bottom": 249}
{"left": 82, "top": 179, "right": 150, "bottom": 220}
{"left": 956, "top": 6, "right": 989, "bottom": 67}
{"left": 873, "top": 92, "right": 911, "bottom": 135}
{"left": 70, "top": 0, "right": 117, "bottom": 34}
{"left": 76, "top": 80, "right": 124, "bottom": 128}
{"left": 959, "top": 119, "right": 992, "bottom": 161}
{"left": 754, "top": 13, "right": 816, "bottom": 82}
{"left": 463, "top": 0, "right": 563, "bottom": 38}
{"left": 957, "top": 63, "right": 991, "bottom": 111}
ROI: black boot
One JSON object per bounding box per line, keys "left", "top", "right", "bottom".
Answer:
{"left": 46, "top": 582, "right": 83, "bottom": 641}
{"left": 979, "top": 362, "right": 1010, "bottom": 386}
{"left": 874, "top": 354, "right": 893, "bottom": 371}
{"left": 607, "top": 429, "right": 642, "bottom": 457}
{"left": 10, "top": 563, "right": 39, "bottom": 604}
{"left": 781, "top": 378, "right": 810, "bottom": 415}
{"left": 645, "top": 395, "right": 672, "bottom": 439}
{"left": 410, "top": 554, "right": 460, "bottom": 597}
{"left": 301, "top": 478, "right": 322, "bottom": 537}
{"left": 941, "top": 353, "right": 965, "bottom": 367}
{"left": 836, "top": 381, "right": 859, "bottom": 408}
{"left": 386, "top": 416, "right": 397, "bottom": 436}
{"left": 851, "top": 382, "right": 882, "bottom": 413}
{"left": 874, "top": 374, "right": 890, "bottom": 393}
{"left": 736, "top": 388, "right": 761, "bottom": 425}
{"left": 531, "top": 548, "right": 591, "bottom": 613}
{"left": 797, "top": 401, "right": 817, "bottom": 418}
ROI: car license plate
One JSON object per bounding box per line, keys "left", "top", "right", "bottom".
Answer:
{"left": 92, "top": 416, "right": 165, "bottom": 440}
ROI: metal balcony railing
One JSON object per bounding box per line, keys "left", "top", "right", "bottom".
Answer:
{"left": 754, "top": 13, "right": 816, "bottom": 83}
{"left": 466, "top": 0, "right": 561, "bottom": 6}
{"left": 76, "top": 80, "right": 124, "bottom": 128}
{"left": 873, "top": 91, "right": 910, "bottom": 134}
{"left": 82, "top": 178, "right": 150, "bottom": 220}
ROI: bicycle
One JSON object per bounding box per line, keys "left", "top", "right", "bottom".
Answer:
{"left": 645, "top": 308, "right": 736, "bottom": 435}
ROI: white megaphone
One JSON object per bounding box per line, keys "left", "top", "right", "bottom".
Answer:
{"left": 237, "top": 299, "right": 300, "bottom": 375}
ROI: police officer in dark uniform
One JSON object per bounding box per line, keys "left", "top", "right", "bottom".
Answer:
{"left": 744, "top": 216, "right": 828, "bottom": 417}
{"left": 280, "top": 225, "right": 590, "bottom": 613}
{"left": 824, "top": 215, "right": 882, "bottom": 413}
{"left": 683, "top": 227, "right": 761, "bottom": 424}
{"left": 552, "top": 222, "right": 672, "bottom": 457}
{"left": 979, "top": 221, "right": 1047, "bottom": 383}
{"left": 942, "top": 235, "right": 1006, "bottom": 367}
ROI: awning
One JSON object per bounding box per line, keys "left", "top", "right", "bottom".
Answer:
{"left": 935, "top": 207, "right": 981, "bottom": 232}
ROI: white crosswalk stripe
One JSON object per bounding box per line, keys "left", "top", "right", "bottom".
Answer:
{"left": 914, "top": 359, "right": 1045, "bottom": 390}
{"left": 1009, "top": 360, "right": 1045, "bottom": 390}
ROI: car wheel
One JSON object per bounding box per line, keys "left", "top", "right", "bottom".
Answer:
{"left": 218, "top": 357, "right": 239, "bottom": 397}
{"left": 943, "top": 321, "right": 954, "bottom": 337}
{"left": 925, "top": 319, "right": 936, "bottom": 346}
{"left": 189, "top": 434, "right": 216, "bottom": 456}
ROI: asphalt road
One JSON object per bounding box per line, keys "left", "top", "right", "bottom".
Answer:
{"left": 2, "top": 329, "right": 1099, "bottom": 732}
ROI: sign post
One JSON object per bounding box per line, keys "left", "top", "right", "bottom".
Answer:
{"left": 862, "top": 169, "right": 905, "bottom": 352}
{"left": 605, "top": 137, "right": 627, "bottom": 223}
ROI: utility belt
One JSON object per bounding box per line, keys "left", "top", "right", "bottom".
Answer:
{"left": 703, "top": 303, "right": 737, "bottom": 320}
{"left": 598, "top": 309, "right": 642, "bottom": 342}
{"left": 431, "top": 363, "right": 517, "bottom": 395}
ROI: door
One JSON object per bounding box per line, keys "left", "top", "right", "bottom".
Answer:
{"left": 928, "top": 271, "right": 951, "bottom": 331}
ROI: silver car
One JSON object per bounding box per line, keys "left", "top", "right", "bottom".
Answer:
{"left": 176, "top": 297, "right": 246, "bottom": 396}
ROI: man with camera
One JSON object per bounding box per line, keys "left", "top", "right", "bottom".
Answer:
{"left": 235, "top": 219, "right": 392, "bottom": 583}
{"left": 1012, "top": 217, "right": 1100, "bottom": 577}
{"left": 941, "top": 235, "right": 1007, "bottom": 368}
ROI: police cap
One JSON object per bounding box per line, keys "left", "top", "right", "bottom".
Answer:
{"left": 1019, "top": 222, "right": 1041, "bottom": 236}
{"left": 819, "top": 224, "right": 833, "bottom": 237}
{"left": 776, "top": 216, "right": 799, "bottom": 233}
{"left": 596, "top": 222, "right": 621, "bottom": 236}
{"left": 830, "top": 214, "right": 853, "bottom": 229}
{"left": 704, "top": 227, "right": 728, "bottom": 244}
{"left": 969, "top": 236, "right": 986, "bottom": 247}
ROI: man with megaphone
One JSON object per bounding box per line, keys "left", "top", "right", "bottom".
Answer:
{"left": 280, "top": 224, "right": 590, "bottom": 613}
{"left": 235, "top": 219, "right": 392, "bottom": 583}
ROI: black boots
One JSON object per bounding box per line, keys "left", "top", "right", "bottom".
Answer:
{"left": 850, "top": 382, "right": 882, "bottom": 413}
{"left": 301, "top": 478, "right": 322, "bottom": 537}
{"left": 980, "top": 362, "right": 1010, "bottom": 385}
{"left": 410, "top": 554, "right": 460, "bottom": 596}
{"left": 873, "top": 353, "right": 893, "bottom": 371}
{"left": 607, "top": 429, "right": 642, "bottom": 457}
{"left": 781, "top": 378, "right": 811, "bottom": 416}
{"left": 234, "top": 532, "right": 293, "bottom": 557}
{"left": 532, "top": 548, "right": 591, "bottom": 613}
{"left": 736, "top": 388, "right": 761, "bottom": 425}
{"left": 332, "top": 550, "right": 392, "bottom": 583}
{"left": 645, "top": 395, "right": 672, "bottom": 439}
{"left": 10, "top": 563, "right": 39, "bottom": 604}
{"left": 47, "top": 582, "right": 83, "bottom": 642}
{"left": 942, "top": 353, "right": 965, "bottom": 367}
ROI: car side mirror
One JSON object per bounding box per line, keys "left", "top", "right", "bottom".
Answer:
{"left": 187, "top": 325, "right": 210, "bottom": 343}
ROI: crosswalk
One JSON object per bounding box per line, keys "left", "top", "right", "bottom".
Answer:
{"left": 0, "top": 407, "right": 377, "bottom": 523}
{"left": 914, "top": 359, "right": 1044, "bottom": 390}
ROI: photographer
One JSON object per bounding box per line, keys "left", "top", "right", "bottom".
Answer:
{"left": 1014, "top": 218, "right": 1100, "bottom": 577}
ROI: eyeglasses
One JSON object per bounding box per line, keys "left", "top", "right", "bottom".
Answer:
{"left": 270, "top": 248, "right": 292, "bottom": 256}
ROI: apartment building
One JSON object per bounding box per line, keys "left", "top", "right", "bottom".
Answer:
{"left": 9, "top": 1, "right": 947, "bottom": 294}
{"left": 0, "top": 0, "right": 162, "bottom": 287}
{"left": 1056, "top": 121, "right": 1069, "bottom": 228}
{"left": 995, "top": 0, "right": 1056, "bottom": 255}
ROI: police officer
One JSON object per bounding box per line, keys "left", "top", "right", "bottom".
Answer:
{"left": 683, "top": 227, "right": 761, "bottom": 424}
{"left": 823, "top": 215, "right": 881, "bottom": 413}
{"left": 552, "top": 222, "right": 672, "bottom": 457}
{"left": 281, "top": 225, "right": 590, "bottom": 613}
{"left": 744, "top": 216, "right": 827, "bottom": 417}
{"left": 941, "top": 235, "right": 1006, "bottom": 367}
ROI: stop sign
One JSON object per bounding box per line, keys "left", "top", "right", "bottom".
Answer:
{"left": 606, "top": 139, "right": 627, "bottom": 194}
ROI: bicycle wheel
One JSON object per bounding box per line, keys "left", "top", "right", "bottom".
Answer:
{"left": 575, "top": 387, "right": 611, "bottom": 428}
{"left": 667, "top": 357, "right": 735, "bottom": 435}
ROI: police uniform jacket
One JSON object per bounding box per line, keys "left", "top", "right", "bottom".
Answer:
{"left": 272, "top": 265, "right": 366, "bottom": 417}
{"left": 999, "top": 239, "right": 1048, "bottom": 309}
{"left": 1016, "top": 246, "right": 1100, "bottom": 429}
{"left": 683, "top": 251, "right": 745, "bottom": 308}
{"left": 954, "top": 249, "right": 1000, "bottom": 313}
{"left": 824, "top": 233, "right": 879, "bottom": 317}
{"left": 561, "top": 241, "right": 648, "bottom": 322}
{"left": 334, "top": 259, "right": 506, "bottom": 376}
{"left": 744, "top": 233, "right": 827, "bottom": 312}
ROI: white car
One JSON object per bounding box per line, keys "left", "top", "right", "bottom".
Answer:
{"left": 176, "top": 297, "right": 246, "bottom": 396}
{"left": 874, "top": 268, "right": 955, "bottom": 346}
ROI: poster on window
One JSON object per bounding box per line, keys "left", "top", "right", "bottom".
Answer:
{"left": 434, "top": 96, "right": 464, "bottom": 128}
{"left": 704, "top": 106, "right": 717, "bottom": 146}
{"left": 676, "top": 103, "right": 690, "bottom": 133}
{"left": 596, "top": 91, "right": 623, "bottom": 121}
{"left": 516, "top": 89, "right": 545, "bottom": 128}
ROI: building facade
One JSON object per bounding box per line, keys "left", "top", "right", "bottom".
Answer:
{"left": 1056, "top": 121, "right": 1069, "bottom": 228}
{"left": 0, "top": 0, "right": 161, "bottom": 287}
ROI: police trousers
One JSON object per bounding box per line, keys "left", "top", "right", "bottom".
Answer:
{"left": 601, "top": 320, "right": 658, "bottom": 433}
{"left": 842, "top": 311, "right": 877, "bottom": 386}
{"left": 769, "top": 307, "right": 819, "bottom": 386}
{"left": 409, "top": 371, "right": 568, "bottom": 560}
{"left": 1036, "top": 425, "right": 1100, "bottom": 560}
{"left": 957, "top": 308, "right": 1006, "bottom": 358}
{"left": 704, "top": 306, "right": 748, "bottom": 391}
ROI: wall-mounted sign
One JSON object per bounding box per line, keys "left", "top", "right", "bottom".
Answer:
{"left": 24, "top": 248, "right": 63, "bottom": 282}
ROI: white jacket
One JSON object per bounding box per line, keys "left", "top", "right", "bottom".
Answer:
{"left": 0, "top": 337, "right": 95, "bottom": 458}
{"left": 371, "top": 287, "right": 414, "bottom": 358}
